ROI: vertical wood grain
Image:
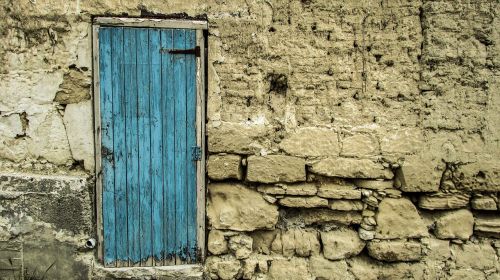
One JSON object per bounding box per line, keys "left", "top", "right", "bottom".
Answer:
{"left": 124, "top": 27, "right": 140, "bottom": 265}
{"left": 149, "top": 28, "right": 164, "bottom": 266}
{"left": 99, "top": 27, "right": 116, "bottom": 267}
{"left": 111, "top": 27, "right": 128, "bottom": 266}
{"left": 136, "top": 28, "right": 153, "bottom": 266}
{"left": 161, "top": 28, "right": 176, "bottom": 265}
{"left": 173, "top": 29, "right": 188, "bottom": 263}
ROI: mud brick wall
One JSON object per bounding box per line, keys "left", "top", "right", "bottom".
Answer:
{"left": 0, "top": 0, "right": 499, "bottom": 279}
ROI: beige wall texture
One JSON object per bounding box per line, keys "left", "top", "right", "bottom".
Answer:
{"left": 0, "top": 0, "right": 499, "bottom": 279}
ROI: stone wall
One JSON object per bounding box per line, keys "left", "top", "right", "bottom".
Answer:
{"left": 0, "top": 0, "right": 499, "bottom": 279}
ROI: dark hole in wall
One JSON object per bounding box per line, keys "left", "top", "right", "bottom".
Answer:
{"left": 15, "top": 112, "right": 29, "bottom": 138}
{"left": 69, "top": 160, "right": 85, "bottom": 171}
{"left": 267, "top": 73, "right": 288, "bottom": 95}
{"left": 138, "top": 5, "right": 208, "bottom": 20}
{"left": 91, "top": 7, "right": 208, "bottom": 21}
{"left": 384, "top": 60, "right": 395, "bottom": 67}
{"left": 476, "top": 171, "right": 486, "bottom": 179}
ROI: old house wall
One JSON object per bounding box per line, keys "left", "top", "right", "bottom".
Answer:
{"left": 0, "top": 0, "right": 499, "bottom": 279}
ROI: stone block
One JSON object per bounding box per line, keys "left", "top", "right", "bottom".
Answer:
{"left": 310, "top": 158, "right": 393, "bottom": 179}
{"left": 423, "top": 238, "right": 450, "bottom": 261}
{"left": 205, "top": 256, "right": 241, "bottom": 280}
{"left": 250, "top": 230, "right": 277, "bottom": 255}
{"left": 380, "top": 128, "right": 424, "bottom": 155}
{"left": 207, "top": 122, "right": 268, "bottom": 154}
{"left": 418, "top": 193, "right": 470, "bottom": 210}
{"left": 279, "top": 196, "right": 328, "bottom": 208}
{"left": 207, "top": 154, "right": 242, "bottom": 180}
{"left": 54, "top": 69, "right": 91, "bottom": 105}
{"left": 434, "top": 209, "right": 474, "bottom": 240}
{"left": 28, "top": 110, "right": 73, "bottom": 165}
{"left": 375, "top": 198, "right": 428, "bottom": 239}
{"left": 349, "top": 256, "right": 427, "bottom": 280}
{"left": 256, "top": 185, "right": 285, "bottom": 195}
{"left": 0, "top": 137, "right": 28, "bottom": 162}
{"left": 317, "top": 183, "right": 361, "bottom": 200}
{"left": 278, "top": 183, "right": 317, "bottom": 196}
{"left": 285, "top": 209, "right": 362, "bottom": 226}
{"left": 258, "top": 183, "right": 317, "bottom": 196}
{"left": 23, "top": 239, "right": 89, "bottom": 280}
{"left": 268, "top": 258, "right": 311, "bottom": 280}
{"left": 471, "top": 196, "right": 497, "bottom": 210}
{"left": 1, "top": 72, "right": 62, "bottom": 112}
{"left": 448, "top": 269, "right": 486, "bottom": 280}
{"left": 293, "top": 230, "right": 320, "bottom": 257}
{"left": 354, "top": 179, "right": 394, "bottom": 190}
{"left": 309, "top": 255, "right": 354, "bottom": 280}
{"left": 367, "top": 240, "right": 423, "bottom": 262}
{"left": 452, "top": 243, "right": 497, "bottom": 270}
{"left": 207, "top": 183, "right": 279, "bottom": 231}
{"left": 358, "top": 228, "right": 375, "bottom": 240}
{"left": 329, "top": 200, "right": 363, "bottom": 211}
{"left": 229, "top": 234, "right": 253, "bottom": 259}
{"left": 93, "top": 262, "right": 204, "bottom": 279}
{"left": 341, "top": 133, "right": 379, "bottom": 157}
{"left": 0, "top": 114, "right": 23, "bottom": 139}
{"left": 279, "top": 127, "right": 339, "bottom": 157}
{"left": 383, "top": 189, "right": 403, "bottom": 198}
{"left": 394, "top": 156, "right": 444, "bottom": 192}
{"left": 241, "top": 258, "right": 258, "bottom": 279}
{"left": 208, "top": 230, "right": 228, "bottom": 255}
{"left": 452, "top": 162, "right": 500, "bottom": 192}
{"left": 321, "top": 228, "right": 365, "bottom": 260}
{"left": 63, "top": 100, "right": 94, "bottom": 171}
{"left": 272, "top": 229, "right": 320, "bottom": 257}
{"left": 246, "top": 155, "right": 306, "bottom": 183}
{"left": 474, "top": 214, "right": 500, "bottom": 237}
{"left": 362, "top": 216, "right": 376, "bottom": 226}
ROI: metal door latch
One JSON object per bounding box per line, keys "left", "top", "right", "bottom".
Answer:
{"left": 191, "top": 146, "right": 202, "bottom": 161}
{"left": 160, "top": 46, "right": 201, "bottom": 57}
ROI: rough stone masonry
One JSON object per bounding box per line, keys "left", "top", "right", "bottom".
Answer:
{"left": 1, "top": 0, "right": 500, "bottom": 279}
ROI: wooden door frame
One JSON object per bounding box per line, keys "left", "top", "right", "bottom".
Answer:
{"left": 92, "top": 17, "right": 207, "bottom": 266}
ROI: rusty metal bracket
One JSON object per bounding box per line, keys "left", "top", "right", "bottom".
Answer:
{"left": 160, "top": 46, "right": 200, "bottom": 57}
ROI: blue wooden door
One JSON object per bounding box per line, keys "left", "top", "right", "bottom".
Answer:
{"left": 98, "top": 26, "right": 199, "bottom": 267}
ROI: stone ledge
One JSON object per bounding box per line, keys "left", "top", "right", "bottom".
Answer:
{"left": 92, "top": 263, "right": 204, "bottom": 280}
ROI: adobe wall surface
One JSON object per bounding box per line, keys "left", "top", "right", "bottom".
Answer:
{"left": 0, "top": 0, "right": 499, "bottom": 279}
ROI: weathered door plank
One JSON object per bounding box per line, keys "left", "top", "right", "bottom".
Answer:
{"left": 136, "top": 28, "right": 153, "bottom": 266}
{"left": 110, "top": 27, "right": 129, "bottom": 267}
{"left": 99, "top": 27, "right": 116, "bottom": 267}
{"left": 173, "top": 29, "right": 188, "bottom": 264}
{"left": 149, "top": 28, "right": 164, "bottom": 266}
{"left": 124, "top": 28, "right": 141, "bottom": 266}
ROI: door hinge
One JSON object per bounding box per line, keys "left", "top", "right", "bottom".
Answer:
{"left": 191, "top": 146, "right": 202, "bottom": 161}
{"left": 160, "top": 46, "right": 201, "bottom": 57}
